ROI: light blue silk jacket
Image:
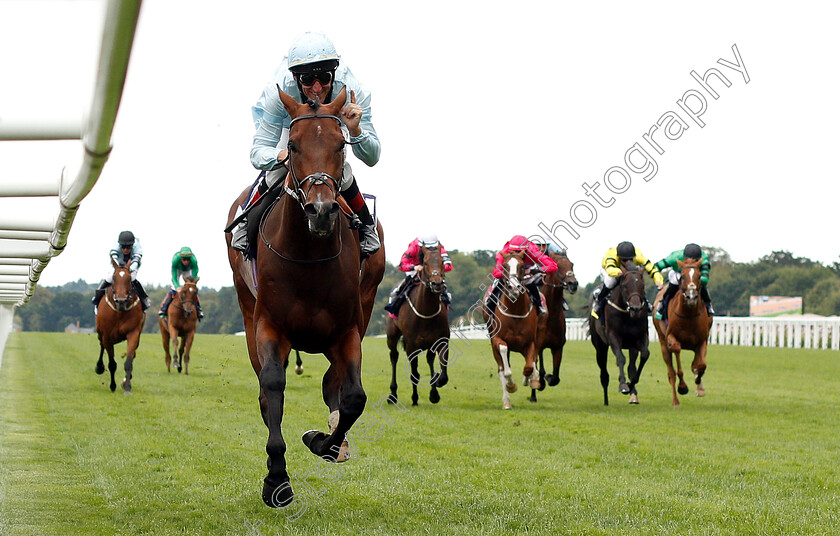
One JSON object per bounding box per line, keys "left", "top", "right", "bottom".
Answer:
{"left": 250, "top": 60, "right": 381, "bottom": 171}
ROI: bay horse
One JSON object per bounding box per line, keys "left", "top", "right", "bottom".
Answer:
{"left": 482, "top": 250, "right": 541, "bottom": 410}
{"left": 225, "top": 87, "right": 385, "bottom": 508}
{"left": 94, "top": 260, "right": 145, "bottom": 393}
{"left": 653, "top": 258, "right": 713, "bottom": 407}
{"left": 385, "top": 243, "right": 450, "bottom": 406}
{"left": 531, "top": 250, "right": 578, "bottom": 402}
{"left": 588, "top": 264, "right": 651, "bottom": 405}
{"left": 158, "top": 276, "right": 200, "bottom": 374}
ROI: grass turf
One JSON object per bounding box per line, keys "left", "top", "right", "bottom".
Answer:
{"left": 1, "top": 332, "right": 838, "bottom": 535}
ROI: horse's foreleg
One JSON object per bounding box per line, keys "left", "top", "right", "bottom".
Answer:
{"left": 660, "top": 339, "right": 679, "bottom": 408}
{"left": 160, "top": 320, "right": 172, "bottom": 372}
{"left": 523, "top": 343, "right": 540, "bottom": 391}
{"left": 256, "top": 322, "right": 293, "bottom": 508}
{"left": 304, "top": 331, "right": 366, "bottom": 464}
{"left": 494, "top": 341, "right": 514, "bottom": 410}
{"left": 170, "top": 326, "right": 181, "bottom": 373}
{"left": 693, "top": 340, "right": 708, "bottom": 397}
{"left": 626, "top": 348, "right": 640, "bottom": 404}
{"left": 407, "top": 346, "right": 421, "bottom": 406}
{"left": 426, "top": 349, "right": 440, "bottom": 404}
{"left": 182, "top": 331, "right": 195, "bottom": 375}
{"left": 546, "top": 344, "right": 565, "bottom": 387}
{"left": 95, "top": 345, "right": 106, "bottom": 375}
{"left": 387, "top": 335, "right": 400, "bottom": 404}
{"left": 608, "top": 336, "right": 630, "bottom": 395}
{"left": 433, "top": 336, "right": 449, "bottom": 389}
{"left": 106, "top": 344, "right": 117, "bottom": 392}
{"left": 122, "top": 330, "right": 141, "bottom": 394}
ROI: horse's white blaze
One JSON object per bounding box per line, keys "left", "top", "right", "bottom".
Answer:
{"left": 118, "top": 270, "right": 125, "bottom": 277}
{"left": 689, "top": 268, "right": 695, "bottom": 280}
{"left": 507, "top": 258, "right": 520, "bottom": 289}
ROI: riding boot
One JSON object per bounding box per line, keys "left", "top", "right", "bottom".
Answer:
{"left": 656, "top": 283, "right": 679, "bottom": 321}
{"left": 159, "top": 290, "right": 175, "bottom": 318}
{"left": 342, "top": 178, "right": 380, "bottom": 257}
{"left": 442, "top": 283, "right": 452, "bottom": 309}
{"left": 196, "top": 296, "right": 204, "bottom": 320}
{"left": 91, "top": 280, "right": 110, "bottom": 314}
{"left": 231, "top": 171, "right": 271, "bottom": 254}
{"left": 591, "top": 284, "right": 608, "bottom": 319}
{"left": 485, "top": 279, "right": 504, "bottom": 315}
{"left": 701, "top": 284, "right": 715, "bottom": 315}
{"left": 527, "top": 284, "right": 546, "bottom": 315}
{"left": 133, "top": 280, "right": 151, "bottom": 311}
{"left": 384, "top": 295, "right": 404, "bottom": 316}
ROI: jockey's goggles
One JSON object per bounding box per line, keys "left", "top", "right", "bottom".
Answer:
{"left": 297, "top": 71, "right": 333, "bottom": 86}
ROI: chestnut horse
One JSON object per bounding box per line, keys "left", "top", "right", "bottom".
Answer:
{"left": 158, "top": 276, "right": 200, "bottom": 374}
{"left": 385, "top": 243, "right": 450, "bottom": 406}
{"left": 94, "top": 260, "right": 145, "bottom": 393}
{"left": 588, "top": 264, "right": 651, "bottom": 405}
{"left": 531, "top": 250, "right": 578, "bottom": 402}
{"left": 482, "top": 250, "right": 541, "bottom": 410}
{"left": 653, "top": 258, "right": 713, "bottom": 407}
{"left": 225, "top": 87, "right": 385, "bottom": 508}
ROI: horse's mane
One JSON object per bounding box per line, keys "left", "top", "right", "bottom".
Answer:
{"left": 184, "top": 276, "right": 196, "bottom": 283}
{"left": 622, "top": 261, "right": 641, "bottom": 273}
{"left": 305, "top": 98, "right": 321, "bottom": 111}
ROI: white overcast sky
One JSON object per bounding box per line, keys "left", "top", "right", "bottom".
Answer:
{"left": 1, "top": 0, "right": 839, "bottom": 290}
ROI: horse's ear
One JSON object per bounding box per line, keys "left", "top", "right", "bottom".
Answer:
{"left": 277, "top": 84, "right": 300, "bottom": 115}
{"left": 111, "top": 258, "right": 118, "bottom": 269}
{"left": 677, "top": 259, "right": 685, "bottom": 268}
{"left": 327, "top": 86, "right": 348, "bottom": 113}
{"left": 194, "top": 277, "right": 200, "bottom": 284}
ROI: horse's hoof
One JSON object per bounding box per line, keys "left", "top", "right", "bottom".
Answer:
{"left": 546, "top": 374, "right": 560, "bottom": 387}
{"left": 529, "top": 378, "right": 541, "bottom": 390}
{"left": 176, "top": 365, "right": 182, "bottom": 374}
{"left": 386, "top": 394, "right": 399, "bottom": 405}
{"left": 503, "top": 401, "right": 512, "bottom": 410}
{"left": 628, "top": 394, "right": 639, "bottom": 404}
{"left": 429, "top": 390, "right": 440, "bottom": 404}
{"left": 522, "top": 376, "right": 529, "bottom": 387}
{"left": 528, "top": 396, "right": 538, "bottom": 403}
{"left": 109, "top": 383, "right": 116, "bottom": 392}
{"left": 696, "top": 387, "right": 706, "bottom": 397}
{"left": 262, "top": 480, "right": 294, "bottom": 508}
{"left": 619, "top": 384, "right": 630, "bottom": 395}
{"left": 678, "top": 385, "right": 689, "bottom": 395}
{"left": 95, "top": 362, "right": 105, "bottom": 375}
{"left": 433, "top": 374, "right": 448, "bottom": 388}
{"left": 294, "top": 365, "right": 303, "bottom": 375}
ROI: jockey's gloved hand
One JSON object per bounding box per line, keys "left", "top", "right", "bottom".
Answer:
{"left": 130, "top": 270, "right": 138, "bottom": 281}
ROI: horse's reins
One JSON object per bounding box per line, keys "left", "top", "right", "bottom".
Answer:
{"left": 105, "top": 287, "right": 139, "bottom": 312}
{"left": 260, "top": 111, "right": 361, "bottom": 264}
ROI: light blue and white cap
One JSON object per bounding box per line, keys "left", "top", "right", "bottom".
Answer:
{"left": 288, "top": 32, "right": 340, "bottom": 71}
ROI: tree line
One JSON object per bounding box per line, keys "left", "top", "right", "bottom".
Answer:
{"left": 14, "top": 248, "right": 840, "bottom": 335}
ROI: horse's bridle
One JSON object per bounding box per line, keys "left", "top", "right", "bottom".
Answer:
{"left": 106, "top": 271, "right": 139, "bottom": 312}
{"left": 284, "top": 113, "right": 360, "bottom": 210}
{"left": 607, "top": 272, "right": 644, "bottom": 314}
{"left": 261, "top": 112, "right": 362, "bottom": 264}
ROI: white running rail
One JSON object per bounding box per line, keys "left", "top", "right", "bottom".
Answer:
{"left": 0, "top": 0, "right": 143, "bottom": 364}
{"left": 452, "top": 316, "right": 840, "bottom": 351}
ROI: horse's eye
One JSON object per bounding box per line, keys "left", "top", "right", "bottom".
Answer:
{"left": 289, "top": 141, "right": 298, "bottom": 153}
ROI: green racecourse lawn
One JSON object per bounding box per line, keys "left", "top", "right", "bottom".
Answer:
{"left": 1, "top": 333, "right": 839, "bottom": 536}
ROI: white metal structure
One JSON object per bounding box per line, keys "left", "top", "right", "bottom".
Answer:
{"left": 452, "top": 316, "right": 840, "bottom": 350}
{"left": 0, "top": 0, "right": 143, "bottom": 364}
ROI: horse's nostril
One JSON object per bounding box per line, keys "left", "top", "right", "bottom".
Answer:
{"left": 329, "top": 202, "right": 340, "bottom": 214}
{"left": 303, "top": 203, "right": 317, "bottom": 217}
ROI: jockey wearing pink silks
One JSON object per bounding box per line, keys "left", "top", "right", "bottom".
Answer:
{"left": 486, "top": 235, "right": 558, "bottom": 315}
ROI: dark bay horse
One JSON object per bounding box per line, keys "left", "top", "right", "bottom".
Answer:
{"left": 94, "top": 260, "right": 145, "bottom": 393}
{"left": 225, "top": 87, "right": 385, "bottom": 508}
{"left": 385, "top": 243, "right": 450, "bottom": 406}
{"left": 588, "top": 265, "right": 651, "bottom": 405}
{"left": 482, "top": 250, "right": 541, "bottom": 409}
{"left": 531, "top": 250, "right": 578, "bottom": 402}
{"left": 159, "top": 276, "right": 199, "bottom": 374}
{"left": 653, "top": 258, "right": 713, "bottom": 407}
